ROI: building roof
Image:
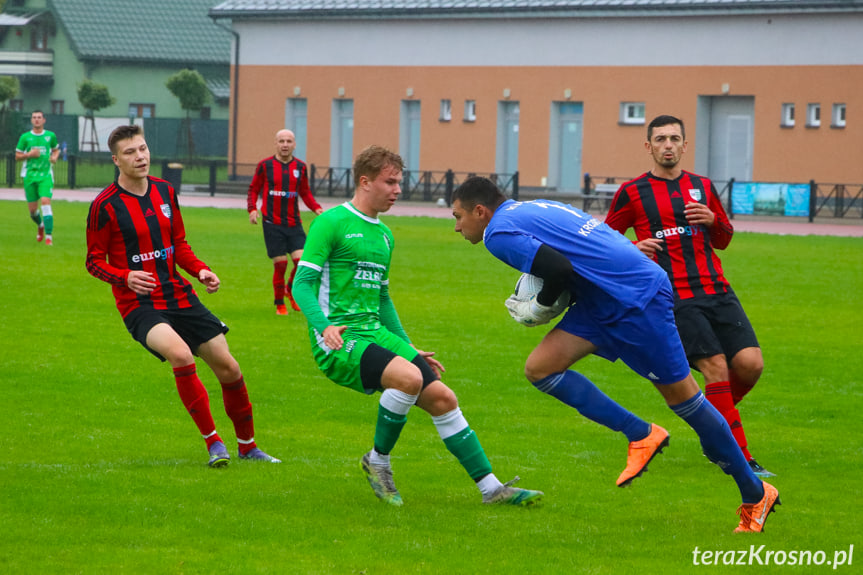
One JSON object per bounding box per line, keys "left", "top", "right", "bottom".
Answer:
{"left": 210, "top": 0, "right": 863, "bottom": 19}
{"left": 48, "top": 0, "right": 231, "bottom": 65}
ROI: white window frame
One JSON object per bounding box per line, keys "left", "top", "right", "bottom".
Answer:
{"left": 781, "top": 103, "right": 795, "bottom": 127}
{"left": 806, "top": 103, "right": 821, "bottom": 128}
{"left": 619, "top": 102, "right": 646, "bottom": 125}
{"left": 832, "top": 103, "right": 846, "bottom": 128}
{"left": 439, "top": 99, "right": 452, "bottom": 122}
{"left": 464, "top": 100, "right": 477, "bottom": 123}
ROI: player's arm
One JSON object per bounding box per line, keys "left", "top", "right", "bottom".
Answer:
{"left": 85, "top": 203, "right": 130, "bottom": 287}
{"left": 292, "top": 263, "right": 331, "bottom": 333}
{"left": 168, "top": 193, "right": 211, "bottom": 279}
{"left": 15, "top": 144, "right": 35, "bottom": 161}
{"left": 529, "top": 244, "right": 572, "bottom": 307}
{"left": 705, "top": 183, "right": 733, "bottom": 249}
{"left": 486, "top": 232, "right": 568, "bottom": 326}
{"left": 379, "top": 281, "right": 411, "bottom": 343}
{"left": 606, "top": 187, "right": 665, "bottom": 257}
{"left": 292, "top": 217, "right": 337, "bottom": 333}
{"left": 297, "top": 166, "right": 324, "bottom": 215}
{"left": 247, "top": 163, "right": 266, "bottom": 224}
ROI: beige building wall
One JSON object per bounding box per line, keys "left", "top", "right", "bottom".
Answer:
{"left": 234, "top": 63, "right": 862, "bottom": 186}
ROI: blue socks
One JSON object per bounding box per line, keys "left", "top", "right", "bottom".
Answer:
{"left": 671, "top": 391, "right": 764, "bottom": 503}
{"left": 533, "top": 371, "right": 651, "bottom": 442}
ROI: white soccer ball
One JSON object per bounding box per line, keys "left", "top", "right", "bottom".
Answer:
{"left": 514, "top": 273, "right": 570, "bottom": 312}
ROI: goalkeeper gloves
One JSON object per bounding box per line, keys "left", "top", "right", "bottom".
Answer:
{"left": 504, "top": 295, "right": 565, "bottom": 327}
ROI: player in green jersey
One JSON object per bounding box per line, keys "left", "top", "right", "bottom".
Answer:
{"left": 292, "top": 145, "right": 543, "bottom": 507}
{"left": 16, "top": 110, "right": 60, "bottom": 245}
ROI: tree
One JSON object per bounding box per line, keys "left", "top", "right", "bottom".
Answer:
{"left": 77, "top": 79, "right": 115, "bottom": 152}
{"left": 166, "top": 69, "right": 209, "bottom": 157}
{"left": 0, "top": 75, "right": 19, "bottom": 110}
{"left": 0, "top": 75, "right": 20, "bottom": 152}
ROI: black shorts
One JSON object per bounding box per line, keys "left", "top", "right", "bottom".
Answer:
{"left": 123, "top": 303, "right": 229, "bottom": 361}
{"left": 263, "top": 221, "right": 307, "bottom": 259}
{"left": 674, "top": 289, "right": 759, "bottom": 368}
{"left": 359, "top": 344, "right": 438, "bottom": 393}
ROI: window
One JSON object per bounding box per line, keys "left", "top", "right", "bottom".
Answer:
{"left": 464, "top": 100, "right": 476, "bottom": 122}
{"left": 781, "top": 103, "right": 795, "bottom": 127}
{"left": 31, "top": 27, "right": 48, "bottom": 51}
{"left": 9, "top": 99, "right": 22, "bottom": 112}
{"left": 129, "top": 103, "right": 155, "bottom": 119}
{"left": 832, "top": 103, "right": 846, "bottom": 128}
{"left": 620, "top": 102, "right": 646, "bottom": 125}
{"left": 806, "top": 103, "right": 820, "bottom": 128}
{"left": 199, "top": 106, "right": 211, "bottom": 120}
{"left": 50, "top": 100, "right": 64, "bottom": 115}
{"left": 439, "top": 99, "right": 452, "bottom": 122}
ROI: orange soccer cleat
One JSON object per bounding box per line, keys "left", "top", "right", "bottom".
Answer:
{"left": 275, "top": 304, "right": 289, "bottom": 316}
{"left": 616, "top": 424, "right": 670, "bottom": 487}
{"left": 287, "top": 293, "right": 301, "bottom": 312}
{"left": 734, "top": 481, "right": 780, "bottom": 533}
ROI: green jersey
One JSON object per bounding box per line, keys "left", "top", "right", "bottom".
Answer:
{"left": 17, "top": 130, "right": 58, "bottom": 182}
{"left": 294, "top": 202, "right": 399, "bottom": 335}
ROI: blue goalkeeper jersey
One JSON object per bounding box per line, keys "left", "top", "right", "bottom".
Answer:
{"left": 484, "top": 199, "right": 667, "bottom": 322}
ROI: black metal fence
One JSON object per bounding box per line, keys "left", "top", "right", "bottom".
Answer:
{"left": 0, "top": 113, "right": 228, "bottom": 158}
{"left": 1, "top": 153, "right": 227, "bottom": 191}
{"left": 582, "top": 175, "right": 863, "bottom": 222}
{"left": 308, "top": 166, "right": 519, "bottom": 204}
{"left": 3, "top": 153, "right": 860, "bottom": 222}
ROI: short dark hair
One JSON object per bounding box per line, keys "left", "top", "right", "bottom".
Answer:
{"left": 353, "top": 145, "right": 403, "bottom": 187}
{"left": 109, "top": 124, "right": 144, "bottom": 154}
{"left": 647, "top": 115, "right": 685, "bottom": 141}
{"left": 31, "top": 110, "right": 44, "bottom": 116}
{"left": 452, "top": 176, "right": 507, "bottom": 211}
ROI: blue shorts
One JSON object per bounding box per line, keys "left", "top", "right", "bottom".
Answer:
{"left": 555, "top": 282, "right": 691, "bottom": 385}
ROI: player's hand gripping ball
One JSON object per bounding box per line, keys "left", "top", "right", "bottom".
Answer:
{"left": 505, "top": 273, "right": 570, "bottom": 327}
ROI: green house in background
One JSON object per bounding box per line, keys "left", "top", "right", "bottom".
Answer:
{"left": 0, "top": 0, "right": 231, "bottom": 155}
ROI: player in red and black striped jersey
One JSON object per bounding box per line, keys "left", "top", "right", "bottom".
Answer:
{"left": 247, "top": 129, "right": 323, "bottom": 315}
{"left": 605, "top": 115, "right": 773, "bottom": 478}
{"left": 86, "top": 124, "right": 280, "bottom": 468}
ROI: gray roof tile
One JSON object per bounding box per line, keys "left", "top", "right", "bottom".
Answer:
{"left": 210, "top": 0, "right": 863, "bottom": 17}
{"left": 49, "top": 0, "right": 231, "bottom": 65}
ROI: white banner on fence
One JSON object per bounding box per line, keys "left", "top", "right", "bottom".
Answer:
{"left": 731, "top": 182, "right": 810, "bottom": 217}
{"left": 77, "top": 117, "right": 144, "bottom": 153}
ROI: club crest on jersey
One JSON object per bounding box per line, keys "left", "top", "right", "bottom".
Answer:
{"left": 688, "top": 189, "right": 702, "bottom": 202}
{"left": 293, "top": 169, "right": 300, "bottom": 178}
{"left": 160, "top": 203, "right": 172, "bottom": 218}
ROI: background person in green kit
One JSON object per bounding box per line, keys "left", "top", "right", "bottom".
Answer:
{"left": 16, "top": 110, "right": 60, "bottom": 245}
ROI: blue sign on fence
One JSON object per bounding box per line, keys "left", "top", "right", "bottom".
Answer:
{"left": 731, "top": 182, "right": 810, "bottom": 217}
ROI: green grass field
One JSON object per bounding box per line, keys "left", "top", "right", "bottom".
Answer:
{"left": 1, "top": 199, "right": 861, "bottom": 574}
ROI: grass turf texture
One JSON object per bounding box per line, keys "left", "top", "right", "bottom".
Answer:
{"left": 1, "top": 199, "right": 861, "bottom": 574}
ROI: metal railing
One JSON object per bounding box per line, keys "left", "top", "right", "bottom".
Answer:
{"left": 582, "top": 175, "right": 863, "bottom": 222}
{"left": 308, "top": 166, "right": 520, "bottom": 204}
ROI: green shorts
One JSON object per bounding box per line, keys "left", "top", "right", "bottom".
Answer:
{"left": 310, "top": 325, "right": 418, "bottom": 394}
{"left": 24, "top": 178, "right": 54, "bottom": 203}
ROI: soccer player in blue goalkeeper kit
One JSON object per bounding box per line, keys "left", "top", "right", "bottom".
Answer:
{"left": 450, "top": 176, "right": 780, "bottom": 533}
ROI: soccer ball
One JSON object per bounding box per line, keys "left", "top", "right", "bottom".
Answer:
{"left": 513, "top": 273, "right": 570, "bottom": 312}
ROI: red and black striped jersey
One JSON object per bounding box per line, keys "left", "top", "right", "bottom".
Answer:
{"left": 86, "top": 177, "right": 210, "bottom": 318}
{"left": 246, "top": 156, "right": 321, "bottom": 227}
{"left": 604, "top": 171, "right": 734, "bottom": 300}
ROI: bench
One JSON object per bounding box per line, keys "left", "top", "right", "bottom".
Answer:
{"left": 582, "top": 183, "right": 619, "bottom": 212}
